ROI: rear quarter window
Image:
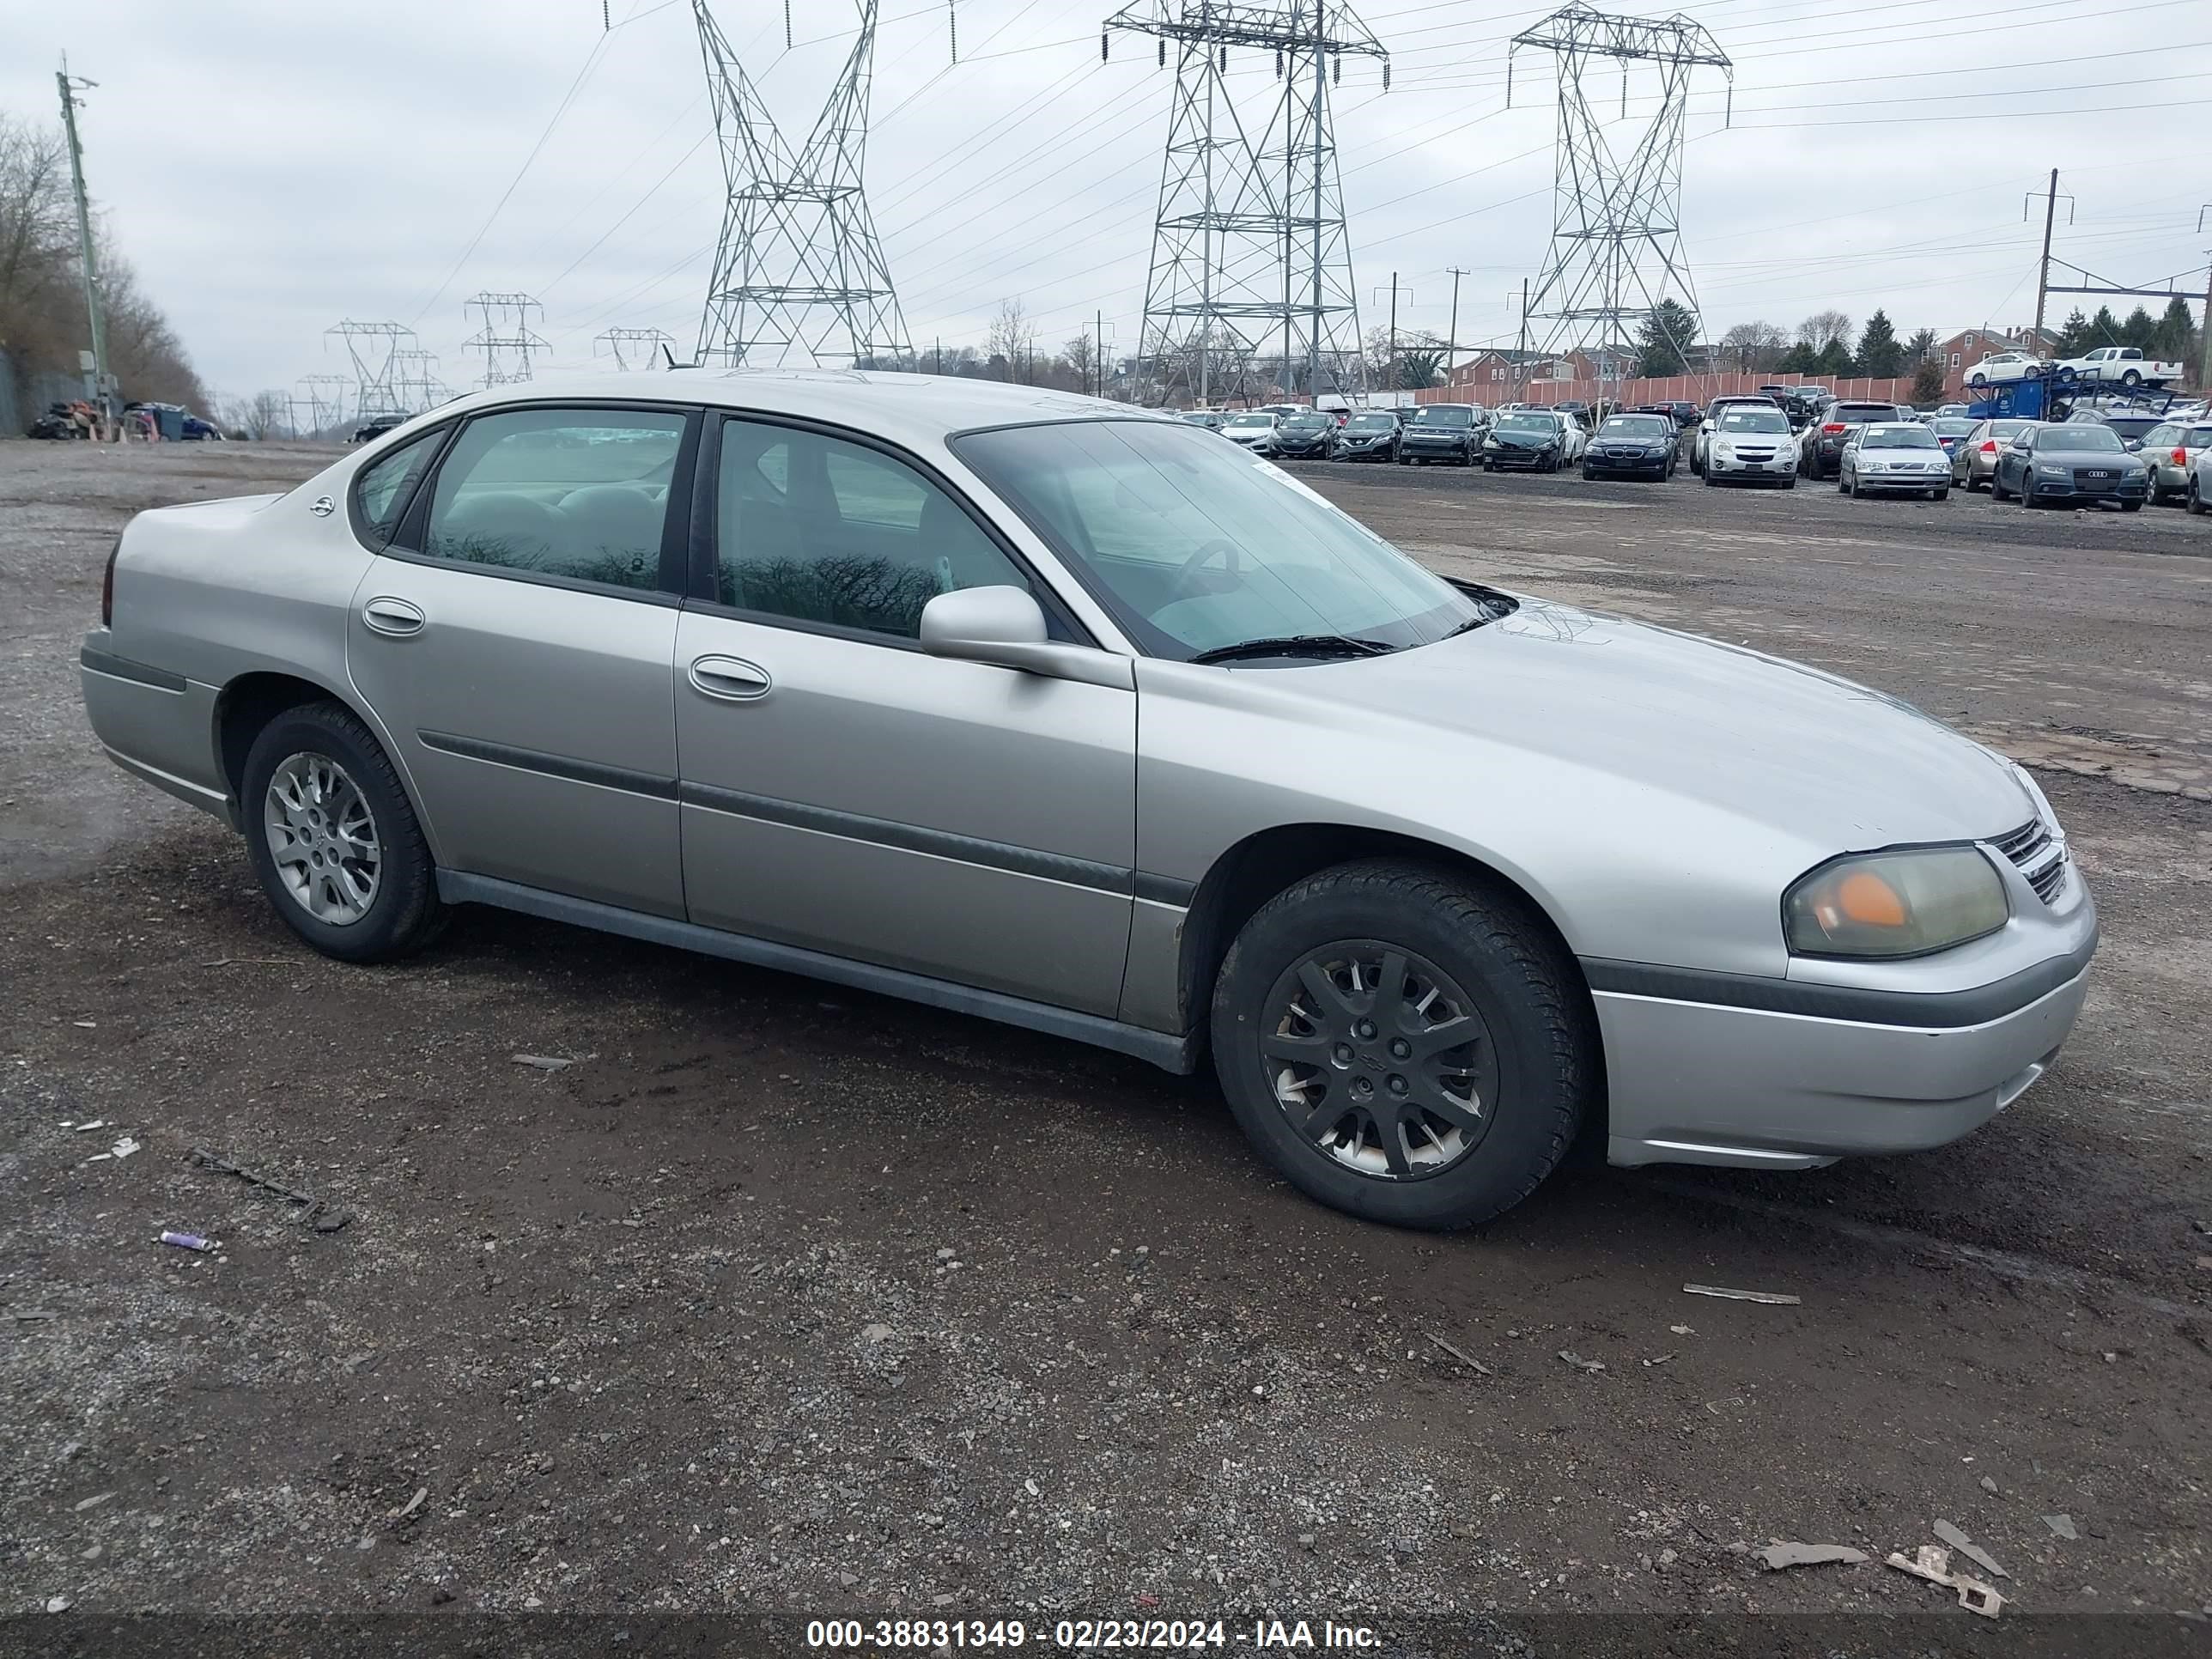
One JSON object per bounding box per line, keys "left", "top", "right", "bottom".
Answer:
{"left": 351, "top": 430, "right": 445, "bottom": 546}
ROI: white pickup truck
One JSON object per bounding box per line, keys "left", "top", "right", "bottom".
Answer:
{"left": 2056, "top": 345, "right": 2183, "bottom": 387}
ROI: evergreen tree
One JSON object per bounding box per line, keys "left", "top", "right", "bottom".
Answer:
{"left": 1905, "top": 326, "right": 1938, "bottom": 367}
{"left": 2153, "top": 297, "right": 2196, "bottom": 362}
{"left": 2088, "top": 305, "right": 2122, "bottom": 346}
{"left": 1636, "top": 298, "right": 1700, "bottom": 378}
{"left": 1775, "top": 342, "right": 1816, "bottom": 374}
{"left": 1856, "top": 309, "right": 1904, "bottom": 378}
{"left": 1911, "top": 361, "right": 1946, "bottom": 405}
{"left": 2055, "top": 308, "right": 2091, "bottom": 356}
{"left": 1814, "top": 338, "right": 1854, "bottom": 377}
{"left": 2119, "top": 307, "right": 2157, "bottom": 349}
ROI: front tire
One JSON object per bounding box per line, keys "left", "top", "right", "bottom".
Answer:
{"left": 1210, "top": 860, "right": 1593, "bottom": 1231}
{"left": 2190, "top": 476, "right": 2206, "bottom": 515}
{"left": 240, "top": 702, "right": 445, "bottom": 963}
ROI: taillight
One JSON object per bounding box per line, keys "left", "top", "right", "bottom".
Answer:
{"left": 1822, "top": 422, "right": 1845, "bottom": 435}
{"left": 1979, "top": 440, "right": 1997, "bottom": 453}
{"left": 2174, "top": 448, "right": 2189, "bottom": 466}
{"left": 101, "top": 538, "right": 120, "bottom": 627}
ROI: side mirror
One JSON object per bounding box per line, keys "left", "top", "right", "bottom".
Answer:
{"left": 920, "top": 586, "right": 1132, "bottom": 690}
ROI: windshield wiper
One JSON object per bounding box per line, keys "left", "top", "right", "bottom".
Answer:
{"left": 1188, "top": 634, "right": 1395, "bottom": 665}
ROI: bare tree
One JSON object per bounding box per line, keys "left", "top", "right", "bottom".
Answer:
{"left": 1717, "top": 320, "right": 1788, "bottom": 373}
{"left": 1797, "top": 310, "right": 1852, "bottom": 352}
{"left": 1063, "top": 331, "right": 1097, "bottom": 395}
{"left": 988, "top": 300, "right": 1036, "bottom": 383}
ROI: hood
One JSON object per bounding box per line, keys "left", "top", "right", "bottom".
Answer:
{"left": 1297, "top": 597, "right": 2031, "bottom": 850}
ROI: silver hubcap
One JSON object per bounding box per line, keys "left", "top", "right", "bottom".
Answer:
{"left": 264, "top": 752, "right": 380, "bottom": 926}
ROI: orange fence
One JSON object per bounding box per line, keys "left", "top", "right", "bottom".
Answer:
{"left": 1418, "top": 370, "right": 1923, "bottom": 409}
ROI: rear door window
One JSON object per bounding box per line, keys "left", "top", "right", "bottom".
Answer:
{"left": 416, "top": 407, "right": 689, "bottom": 592}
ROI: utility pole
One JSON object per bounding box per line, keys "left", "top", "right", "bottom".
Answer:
{"left": 1515, "top": 277, "right": 1530, "bottom": 399}
{"left": 1444, "top": 265, "right": 1469, "bottom": 389}
{"left": 2198, "top": 207, "right": 2211, "bottom": 394}
{"left": 1374, "top": 273, "right": 1411, "bottom": 398}
{"left": 57, "top": 58, "right": 111, "bottom": 428}
{"left": 1095, "top": 308, "right": 1104, "bottom": 397}
{"left": 2031, "top": 168, "right": 2060, "bottom": 344}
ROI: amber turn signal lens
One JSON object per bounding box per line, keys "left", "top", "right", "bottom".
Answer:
{"left": 1835, "top": 870, "right": 1907, "bottom": 927}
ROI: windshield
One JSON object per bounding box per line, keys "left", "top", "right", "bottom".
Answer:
{"left": 1413, "top": 407, "right": 1473, "bottom": 428}
{"left": 1599, "top": 416, "right": 1672, "bottom": 438}
{"left": 1862, "top": 425, "right": 1938, "bottom": 448}
{"left": 1282, "top": 415, "right": 1330, "bottom": 430}
{"left": 1930, "top": 418, "right": 1975, "bottom": 436}
{"left": 1717, "top": 409, "right": 1789, "bottom": 434}
{"left": 1989, "top": 420, "right": 2029, "bottom": 439}
{"left": 1179, "top": 412, "right": 1216, "bottom": 424}
{"left": 1224, "top": 414, "right": 1274, "bottom": 429}
{"left": 1495, "top": 414, "right": 1553, "bottom": 434}
{"left": 1346, "top": 414, "right": 1396, "bottom": 430}
{"left": 952, "top": 421, "right": 1488, "bottom": 662}
{"left": 2037, "top": 426, "right": 2124, "bottom": 453}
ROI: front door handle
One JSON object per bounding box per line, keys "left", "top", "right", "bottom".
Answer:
{"left": 688, "top": 654, "right": 772, "bottom": 702}
{"left": 362, "top": 597, "right": 426, "bottom": 637}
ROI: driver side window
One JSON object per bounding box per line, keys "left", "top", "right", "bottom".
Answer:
{"left": 712, "top": 419, "right": 1035, "bottom": 641}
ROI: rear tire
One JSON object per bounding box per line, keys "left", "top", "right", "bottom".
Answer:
{"left": 1210, "top": 859, "right": 1592, "bottom": 1231}
{"left": 2190, "top": 477, "right": 2206, "bottom": 515}
{"left": 240, "top": 702, "right": 446, "bottom": 964}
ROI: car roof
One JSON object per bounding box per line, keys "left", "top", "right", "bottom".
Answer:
{"left": 383, "top": 368, "right": 1172, "bottom": 447}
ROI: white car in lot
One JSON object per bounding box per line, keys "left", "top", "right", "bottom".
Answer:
{"left": 1838, "top": 422, "right": 1953, "bottom": 500}
{"left": 1219, "top": 410, "right": 1282, "bottom": 454}
{"left": 1700, "top": 404, "right": 1798, "bottom": 487}
{"left": 1965, "top": 350, "right": 2043, "bottom": 387}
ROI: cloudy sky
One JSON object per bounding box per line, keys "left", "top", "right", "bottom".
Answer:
{"left": 3, "top": 0, "right": 2205, "bottom": 403}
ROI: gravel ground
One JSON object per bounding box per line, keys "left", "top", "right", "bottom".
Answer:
{"left": 2, "top": 436, "right": 2208, "bottom": 1656}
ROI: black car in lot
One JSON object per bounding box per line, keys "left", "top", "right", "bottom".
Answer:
{"left": 1583, "top": 412, "right": 1679, "bottom": 481}
{"left": 1990, "top": 422, "right": 2151, "bottom": 509}
{"left": 1269, "top": 410, "right": 1338, "bottom": 460}
{"left": 352, "top": 413, "right": 407, "bottom": 444}
{"left": 1331, "top": 409, "right": 1402, "bottom": 461}
{"left": 1482, "top": 410, "right": 1568, "bottom": 471}
{"left": 1800, "top": 400, "right": 1906, "bottom": 480}
{"left": 1397, "top": 403, "right": 1483, "bottom": 465}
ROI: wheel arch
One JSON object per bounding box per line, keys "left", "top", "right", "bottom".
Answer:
{"left": 212, "top": 672, "right": 413, "bottom": 836}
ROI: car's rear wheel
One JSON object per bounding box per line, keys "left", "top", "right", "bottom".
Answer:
{"left": 241, "top": 702, "right": 445, "bottom": 963}
{"left": 2190, "top": 476, "right": 2206, "bottom": 515}
{"left": 1211, "top": 860, "right": 1591, "bottom": 1230}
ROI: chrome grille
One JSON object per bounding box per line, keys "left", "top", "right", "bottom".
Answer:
{"left": 1992, "top": 818, "right": 2066, "bottom": 905}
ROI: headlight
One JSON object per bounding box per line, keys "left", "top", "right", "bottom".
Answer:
{"left": 1784, "top": 848, "right": 2008, "bottom": 958}
{"left": 2037, "top": 464, "right": 2067, "bottom": 477}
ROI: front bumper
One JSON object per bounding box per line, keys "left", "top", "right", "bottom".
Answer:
{"left": 2029, "top": 477, "right": 2149, "bottom": 502}
{"left": 1483, "top": 447, "right": 1557, "bottom": 470}
{"left": 1586, "top": 451, "right": 1672, "bottom": 474}
{"left": 1594, "top": 874, "right": 2097, "bottom": 1171}
{"left": 1850, "top": 470, "right": 1951, "bottom": 492}
{"left": 1708, "top": 453, "right": 1796, "bottom": 479}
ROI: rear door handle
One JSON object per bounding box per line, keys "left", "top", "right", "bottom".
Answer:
{"left": 362, "top": 597, "right": 426, "bottom": 637}
{"left": 688, "top": 654, "right": 772, "bottom": 702}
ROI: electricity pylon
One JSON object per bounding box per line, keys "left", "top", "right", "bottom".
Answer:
{"left": 596, "top": 327, "right": 677, "bottom": 371}
{"left": 295, "top": 374, "right": 350, "bottom": 437}
{"left": 392, "top": 349, "right": 450, "bottom": 412}
{"left": 325, "top": 322, "right": 416, "bottom": 419}
{"left": 693, "top": 0, "right": 911, "bottom": 368}
{"left": 463, "top": 292, "right": 550, "bottom": 387}
{"left": 1509, "top": 4, "right": 1730, "bottom": 402}
{"left": 1106, "top": 0, "right": 1388, "bottom": 408}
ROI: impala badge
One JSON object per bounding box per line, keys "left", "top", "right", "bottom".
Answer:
{"left": 309, "top": 495, "right": 336, "bottom": 518}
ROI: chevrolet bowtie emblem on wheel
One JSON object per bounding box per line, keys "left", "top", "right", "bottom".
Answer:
{"left": 309, "top": 495, "right": 336, "bottom": 517}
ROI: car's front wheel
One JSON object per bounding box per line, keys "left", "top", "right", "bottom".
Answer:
{"left": 1210, "top": 860, "right": 1592, "bottom": 1230}
{"left": 2190, "top": 476, "right": 2207, "bottom": 515}
{"left": 240, "top": 702, "right": 445, "bottom": 963}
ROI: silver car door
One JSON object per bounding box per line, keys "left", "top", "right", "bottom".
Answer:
{"left": 674, "top": 416, "right": 1135, "bottom": 1016}
{"left": 346, "top": 403, "right": 695, "bottom": 918}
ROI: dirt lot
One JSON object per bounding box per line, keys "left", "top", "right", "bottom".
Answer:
{"left": 3, "top": 436, "right": 2209, "bottom": 1654}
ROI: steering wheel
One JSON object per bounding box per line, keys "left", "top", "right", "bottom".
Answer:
{"left": 1170, "top": 538, "right": 1244, "bottom": 600}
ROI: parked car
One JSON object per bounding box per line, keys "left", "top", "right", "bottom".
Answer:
{"left": 1583, "top": 413, "right": 1678, "bottom": 481}
{"left": 1179, "top": 410, "right": 1228, "bottom": 431}
{"left": 1398, "top": 403, "right": 1484, "bottom": 466}
{"left": 2055, "top": 345, "right": 2183, "bottom": 387}
{"left": 2137, "top": 417, "right": 2212, "bottom": 504}
{"left": 1480, "top": 409, "right": 1570, "bottom": 471}
{"left": 1220, "top": 410, "right": 1283, "bottom": 453}
{"left": 1700, "top": 404, "right": 1798, "bottom": 487}
{"left": 1951, "top": 417, "right": 2033, "bottom": 489}
{"left": 1936, "top": 404, "right": 1969, "bottom": 417}
{"left": 1965, "top": 351, "right": 2044, "bottom": 388}
{"left": 353, "top": 414, "right": 408, "bottom": 444}
{"left": 1691, "top": 394, "right": 1781, "bottom": 474}
{"left": 1270, "top": 410, "right": 1338, "bottom": 461}
{"left": 1989, "top": 421, "right": 2150, "bottom": 509}
{"left": 2064, "top": 406, "right": 2166, "bottom": 447}
{"left": 2190, "top": 444, "right": 2212, "bottom": 514}
{"left": 1927, "top": 416, "right": 1977, "bottom": 459}
{"left": 1837, "top": 422, "right": 1952, "bottom": 501}
{"left": 76, "top": 370, "right": 2097, "bottom": 1230}
{"left": 1756, "top": 385, "right": 1820, "bottom": 427}
{"left": 1799, "top": 401, "right": 1908, "bottom": 481}
{"left": 1331, "top": 410, "right": 1403, "bottom": 462}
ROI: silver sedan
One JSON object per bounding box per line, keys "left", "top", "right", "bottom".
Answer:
{"left": 79, "top": 372, "right": 2095, "bottom": 1229}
